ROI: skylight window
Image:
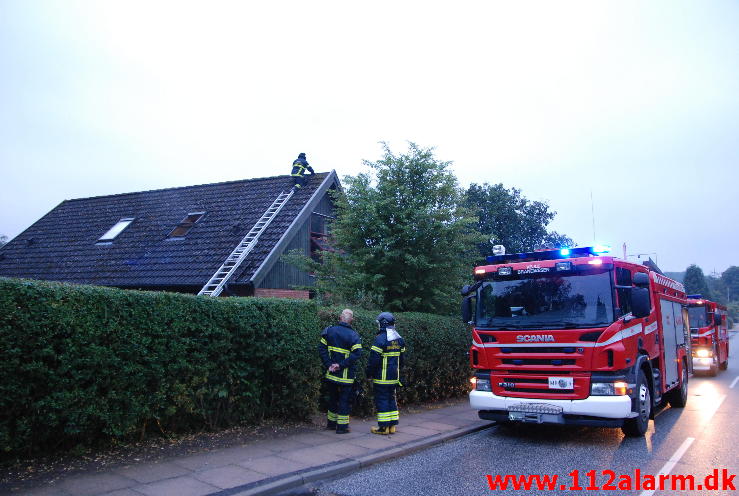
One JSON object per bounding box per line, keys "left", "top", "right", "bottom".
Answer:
{"left": 168, "top": 212, "right": 205, "bottom": 238}
{"left": 98, "top": 218, "right": 134, "bottom": 242}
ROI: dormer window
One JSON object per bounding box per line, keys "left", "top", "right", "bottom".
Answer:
{"left": 168, "top": 212, "right": 205, "bottom": 238}
{"left": 98, "top": 218, "right": 134, "bottom": 242}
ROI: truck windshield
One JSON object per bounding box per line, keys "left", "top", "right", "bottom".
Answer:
{"left": 687, "top": 306, "right": 708, "bottom": 329}
{"left": 476, "top": 270, "right": 615, "bottom": 330}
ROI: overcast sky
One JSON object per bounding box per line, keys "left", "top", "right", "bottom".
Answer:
{"left": 1, "top": 1, "right": 737, "bottom": 273}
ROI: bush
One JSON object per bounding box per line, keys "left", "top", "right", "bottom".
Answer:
{"left": 0, "top": 278, "right": 320, "bottom": 457}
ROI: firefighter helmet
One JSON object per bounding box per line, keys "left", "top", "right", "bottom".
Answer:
{"left": 376, "top": 312, "right": 395, "bottom": 329}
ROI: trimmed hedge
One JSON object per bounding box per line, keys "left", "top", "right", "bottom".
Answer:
{"left": 0, "top": 278, "right": 320, "bottom": 456}
{"left": 0, "top": 278, "right": 470, "bottom": 457}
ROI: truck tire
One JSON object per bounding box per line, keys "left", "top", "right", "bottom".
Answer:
{"left": 719, "top": 359, "right": 728, "bottom": 371}
{"left": 708, "top": 357, "right": 718, "bottom": 377}
{"left": 622, "top": 370, "right": 651, "bottom": 437}
{"left": 666, "top": 364, "right": 688, "bottom": 408}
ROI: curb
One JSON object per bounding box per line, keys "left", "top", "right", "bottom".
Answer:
{"left": 220, "top": 422, "right": 494, "bottom": 496}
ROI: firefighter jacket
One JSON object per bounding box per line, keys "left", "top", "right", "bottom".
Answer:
{"left": 366, "top": 328, "right": 406, "bottom": 385}
{"left": 291, "top": 157, "right": 315, "bottom": 177}
{"left": 318, "top": 322, "right": 362, "bottom": 384}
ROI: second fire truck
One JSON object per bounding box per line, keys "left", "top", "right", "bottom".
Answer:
{"left": 463, "top": 246, "right": 690, "bottom": 437}
{"left": 687, "top": 296, "right": 729, "bottom": 376}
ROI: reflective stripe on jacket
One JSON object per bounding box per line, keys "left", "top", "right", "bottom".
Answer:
{"left": 366, "top": 329, "right": 406, "bottom": 385}
{"left": 291, "top": 158, "right": 315, "bottom": 177}
{"left": 318, "top": 322, "right": 362, "bottom": 384}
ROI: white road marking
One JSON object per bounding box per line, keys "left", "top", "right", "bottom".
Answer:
{"left": 730, "top": 376, "right": 739, "bottom": 389}
{"left": 639, "top": 437, "right": 695, "bottom": 496}
{"left": 703, "top": 394, "right": 727, "bottom": 422}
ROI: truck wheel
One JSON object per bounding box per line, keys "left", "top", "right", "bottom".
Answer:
{"left": 719, "top": 359, "right": 728, "bottom": 371}
{"left": 622, "top": 370, "right": 651, "bottom": 437}
{"left": 666, "top": 364, "right": 689, "bottom": 408}
{"left": 708, "top": 358, "right": 718, "bottom": 377}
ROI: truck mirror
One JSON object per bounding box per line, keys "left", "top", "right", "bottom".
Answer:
{"left": 461, "top": 296, "right": 474, "bottom": 324}
{"left": 633, "top": 272, "right": 649, "bottom": 286}
{"left": 714, "top": 313, "right": 722, "bottom": 326}
{"left": 631, "top": 287, "right": 651, "bottom": 318}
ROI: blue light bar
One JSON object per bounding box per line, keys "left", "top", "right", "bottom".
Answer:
{"left": 485, "top": 246, "right": 612, "bottom": 264}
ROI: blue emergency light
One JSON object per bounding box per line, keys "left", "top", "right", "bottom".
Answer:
{"left": 486, "top": 245, "right": 611, "bottom": 264}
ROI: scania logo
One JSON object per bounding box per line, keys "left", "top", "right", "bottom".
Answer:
{"left": 516, "top": 334, "right": 555, "bottom": 343}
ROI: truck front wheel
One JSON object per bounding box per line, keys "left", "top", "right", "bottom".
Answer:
{"left": 622, "top": 370, "right": 651, "bottom": 437}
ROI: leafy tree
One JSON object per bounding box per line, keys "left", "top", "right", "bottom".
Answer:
{"left": 721, "top": 266, "right": 739, "bottom": 302}
{"left": 296, "top": 143, "right": 482, "bottom": 314}
{"left": 463, "top": 183, "right": 573, "bottom": 258}
{"left": 683, "top": 264, "right": 712, "bottom": 298}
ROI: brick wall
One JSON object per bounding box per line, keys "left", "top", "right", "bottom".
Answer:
{"left": 254, "top": 288, "right": 311, "bottom": 300}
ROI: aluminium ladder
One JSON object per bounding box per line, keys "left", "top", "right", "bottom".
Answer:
{"left": 198, "top": 189, "right": 295, "bottom": 297}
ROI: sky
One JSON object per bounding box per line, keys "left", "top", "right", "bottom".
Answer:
{"left": 1, "top": 0, "right": 737, "bottom": 273}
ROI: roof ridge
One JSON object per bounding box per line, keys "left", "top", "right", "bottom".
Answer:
{"left": 63, "top": 172, "right": 331, "bottom": 203}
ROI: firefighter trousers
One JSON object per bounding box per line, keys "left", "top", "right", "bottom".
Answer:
{"left": 373, "top": 383, "right": 399, "bottom": 427}
{"left": 326, "top": 380, "right": 353, "bottom": 429}
{"left": 292, "top": 174, "right": 307, "bottom": 188}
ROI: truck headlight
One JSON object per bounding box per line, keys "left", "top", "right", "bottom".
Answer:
{"left": 591, "top": 381, "right": 629, "bottom": 396}
{"left": 474, "top": 378, "right": 492, "bottom": 392}
{"left": 694, "top": 348, "right": 712, "bottom": 358}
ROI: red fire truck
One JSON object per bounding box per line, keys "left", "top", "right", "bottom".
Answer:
{"left": 687, "top": 296, "right": 729, "bottom": 376}
{"left": 462, "top": 246, "right": 690, "bottom": 437}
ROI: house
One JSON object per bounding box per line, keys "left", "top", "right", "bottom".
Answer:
{"left": 0, "top": 171, "right": 340, "bottom": 298}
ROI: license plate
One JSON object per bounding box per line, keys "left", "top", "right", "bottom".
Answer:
{"left": 548, "top": 376, "right": 573, "bottom": 390}
{"left": 509, "top": 411, "right": 542, "bottom": 423}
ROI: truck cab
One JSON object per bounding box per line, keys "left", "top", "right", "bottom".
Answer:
{"left": 463, "top": 246, "right": 690, "bottom": 437}
{"left": 687, "top": 296, "right": 729, "bottom": 375}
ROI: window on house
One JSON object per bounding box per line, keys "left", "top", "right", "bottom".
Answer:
{"left": 98, "top": 218, "right": 134, "bottom": 242}
{"left": 168, "top": 212, "right": 205, "bottom": 238}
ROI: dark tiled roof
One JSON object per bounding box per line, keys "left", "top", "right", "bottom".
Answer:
{"left": 0, "top": 172, "right": 335, "bottom": 288}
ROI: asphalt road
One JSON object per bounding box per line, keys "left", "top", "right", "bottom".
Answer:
{"left": 301, "top": 332, "right": 738, "bottom": 496}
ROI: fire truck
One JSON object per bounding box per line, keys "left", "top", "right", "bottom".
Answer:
{"left": 462, "top": 246, "right": 690, "bottom": 437}
{"left": 687, "top": 296, "right": 729, "bottom": 376}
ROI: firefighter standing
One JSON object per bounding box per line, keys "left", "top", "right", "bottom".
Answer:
{"left": 318, "top": 308, "right": 362, "bottom": 433}
{"left": 366, "top": 312, "right": 406, "bottom": 435}
{"left": 291, "top": 152, "right": 315, "bottom": 189}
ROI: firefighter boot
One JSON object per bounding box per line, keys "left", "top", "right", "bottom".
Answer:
{"left": 389, "top": 426, "right": 396, "bottom": 434}
{"left": 336, "top": 426, "right": 351, "bottom": 434}
{"left": 326, "top": 421, "right": 337, "bottom": 430}
{"left": 371, "top": 426, "right": 391, "bottom": 435}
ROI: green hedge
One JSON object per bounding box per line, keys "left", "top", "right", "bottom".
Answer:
{"left": 0, "top": 278, "right": 320, "bottom": 456}
{"left": 0, "top": 278, "right": 471, "bottom": 457}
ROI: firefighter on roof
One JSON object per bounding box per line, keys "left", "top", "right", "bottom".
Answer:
{"left": 318, "top": 308, "right": 362, "bottom": 433}
{"left": 366, "top": 312, "right": 406, "bottom": 435}
{"left": 291, "top": 152, "right": 315, "bottom": 189}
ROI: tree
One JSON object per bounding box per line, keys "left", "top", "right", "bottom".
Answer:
{"left": 683, "top": 264, "right": 712, "bottom": 298}
{"left": 463, "top": 183, "right": 573, "bottom": 258}
{"left": 0, "top": 235, "right": 7, "bottom": 247}
{"left": 721, "top": 266, "right": 739, "bottom": 303}
{"left": 305, "top": 143, "right": 482, "bottom": 314}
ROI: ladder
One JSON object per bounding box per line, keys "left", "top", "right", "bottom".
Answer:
{"left": 198, "top": 189, "right": 295, "bottom": 297}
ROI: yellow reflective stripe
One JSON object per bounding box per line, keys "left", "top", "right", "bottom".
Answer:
{"left": 401, "top": 347, "right": 406, "bottom": 352}
{"left": 336, "top": 415, "right": 350, "bottom": 424}
{"left": 372, "top": 378, "right": 399, "bottom": 385}
{"left": 371, "top": 346, "right": 383, "bottom": 353}
{"left": 377, "top": 411, "right": 399, "bottom": 418}
{"left": 382, "top": 352, "right": 401, "bottom": 357}
{"left": 320, "top": 338, "right": 327, "bottom": 345}
{"left": 327, "top": 411, "right": 337, "bottom": 421}
{"left": 351, "top": 343, "right": 362, "bottom": 351}
{"left": 343, "top": 367, "right": 348, "bottom": 380}
{"left": 381, "top": 356, "right": 387, "bottom": 381}
{"left": 326, "top": 373, "right": 354, "bottom": 384}
{"left": 328, "top": 346, "right": 350, "bottom": 355}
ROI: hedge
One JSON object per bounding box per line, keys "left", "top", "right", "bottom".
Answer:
{"left": 0, "top": 278, "right": 470, "bottom": 457}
